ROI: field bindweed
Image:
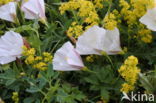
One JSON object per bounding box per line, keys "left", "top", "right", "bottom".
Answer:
{"left": 76, "top": 25, "right": 122, "bottom": 55}
{"left": 0, "top": 31, "right": 23, "bottom": 64}
{"left": 53, "top": 42, "right": 84, "bottom": 71}
{"left": 0, "top": 2, "right": 17, "bottom": 22}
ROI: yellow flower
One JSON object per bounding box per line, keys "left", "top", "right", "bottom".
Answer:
{"left": 22, "top": 46, "right": 36, "bottom": 56}
{"left": 12, "top": 92, "right": 19, "bottom": 103}
{"left": 118, "top": 55, "right": 140, "bottom": 93}
{"left": 43, "top": 52, "right": 53, "bottom": 62}
{"left": 103, "top": 13, "right": 117, "bottom": 30}
{"left": 33, "top": 62, "right": 47, "bottom": 71}
{"left": 86, "top": 55, "right": 94, "bottom": 62}
{"left": 124, "top": 56, "right": 138, "bottom": 66}
{"left": 59, "top": 1, "right": 80, "bottom": 14}
{"left": 59, "top": 0, "right": 100, "bottom": 37}
{"left": 137, "top": 25, "right": 152, "bottom": 43}
{"left": 94, "top": 0, "right": 104, "bottom": 8}
{"left": 119, "top": 0, "right": 154, "bottom": 26}
{"left": 121, "top": 83, "right": 134, "bottom": 93}
{"left": 22, "top": 47, "right": 52, "bottom": 71}
{"left": 0, "top": 0, "right": 13, "bottom": 5}
{"left": 26, "top": 48, "right": 36, "bottom": 55}
{"left": 67, "top": 22, "right": 83, "bottom": 38}
{"left": 35, "top": 56, "right": 43, "bottom": 61}
{"left": 43, "top": 52, "right": 51, "bottom": 57}
{"left": 25, "top": 55, "right": 35, "bottom": 64}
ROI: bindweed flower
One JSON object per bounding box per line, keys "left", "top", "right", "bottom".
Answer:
{"left": 139, "top": 8, "right": 156, "bottom": 31}
{"left": 76, "top": 25, "right": 122, "bottom": 55}
{"left": 21, "top": 0, "right": 46, "bottom": 20}
{"left": 0, "top": 2, "right": 17, "bottom": 22}
{"left": 0, "top": 31, "right": 24, "bottom": 64}
{"left": 53, "top": 42, "right": 84, "bottom": 71}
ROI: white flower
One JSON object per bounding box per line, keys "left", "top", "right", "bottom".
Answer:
{"left": 0, "top": 2, "right": 17, "bottom": 22}
{"left": 21, "top": 0, "right": 46, "bottom": 20}
{"left": 0, "top": 31, "right": 24, "bottom": 64}
{"left": 76, "top": 25, "right": 122, "bottom": 55}
{"left": 53, "top": 42, "right": 84, "bottom": 71}
{"left": 139, "top": 8, "right": 156, "bottom": 31}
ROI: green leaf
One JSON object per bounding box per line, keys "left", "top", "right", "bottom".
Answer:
{"left": 139, "top": 73, "right": 154, "bottom": 93}
{"left": 100, "top": 88, "right": 109, "bottom": 101}
{"left": 0, "top": 69, "right": 17, "bottom": 86}
{"left": 28, "top": 32, "right": 41, "bottom": 51}
{"left": 10, "top": 25, "right": 32, "bottom": 33}
{"left": 26, "top": 86, "right": 40, "bottom": 93}
{"left": 23, "top": 97, "right": 35, "bottom": 103}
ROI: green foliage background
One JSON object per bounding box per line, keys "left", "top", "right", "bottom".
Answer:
{"left": 0, "top": 0, "right": 156, "bottom": 103}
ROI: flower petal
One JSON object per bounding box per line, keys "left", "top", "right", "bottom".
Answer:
{"left": 76, "top": 25, "right": 106, "bottom": 55}
{"left": 0, "top": 31, "right": 24, "bottom": 64}
{"left": 0, "top": 2, "right": 17, "bottom": 22}
{"left": 0, "top": 56, "right": 16, "bottom": 65}
{"left": 76, "top": 25, "right": 122, "bottom": 55}
{"left": 21, "top": 0, "right": 45, "bottom": 20}
{"left": 53, "top": 42, "right": 84, "bottom": 71}
{"left": 104, "top": 28, "right": 122, "bottom": 54}
{"left": 140, "top": 8, "right": 156, "bottom": 31}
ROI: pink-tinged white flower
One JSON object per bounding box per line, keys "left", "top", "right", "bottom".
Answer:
{"left": 0, "top": 2, "right": 17, "bottom": 22}
{"left": 76, "top": 25, "right": 122, "bottom": 55}
{"left": 21, "top": 0, "right": 46, "bottom": 20}
{"left": 53, "top": 42, "right": 84, "bottom": 71}
{"left": 0, "top": 31, "right": 24, "bottom": 64}
{"left": 139, "top": 8, "right": 156, "bottom": 31}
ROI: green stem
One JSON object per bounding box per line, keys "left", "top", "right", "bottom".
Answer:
{"left": 31, "top": 29, "right": 42, "bottom": 55}
{"left": 82, "top": 67, "right": 97, "bottom": 74}
{"left": 72, "top": 10, "right": 78, "bottom": 22}
{"left": 55, "top": 21, "right": 64, "bottom": 29}
{"left": 51, "top": 40, "right": 61, "bottom": 53}
{"left": 107, "top": 0, "right": 113, "bottom": 14}
{"left": 102, "top": 0, "right": 112, "bottom": 27}
{"left": 105, "top": 54, "right": 114, "bottom": 69}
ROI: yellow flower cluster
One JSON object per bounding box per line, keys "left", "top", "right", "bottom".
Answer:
{"left": 12, "top": 92, "right": 19, "bottom": 103}
{"left": 121, "top": 83, "right": 134, "bottom": 93}
{"left": 0, "top": 0, "right": 13, "bottom": 5}
{"left": 137, "top": 24, "right": 152, "bottom": 43}
{"left": 118, "top": 56, "right": 140, "bottom": 93}
{"left": 22, "top": 46, "right": 36, "bottom": 64}
{"left": 60, "top": 0, "right": 99, "bottom": 24}
{"left": 93, "top": 0, "right": 104, "bottom": 9}
{"left": 67, "top": 22, "right": 83, "bottom": 38}
{"left": 86, "top": 55, "right": 94, "bottom": 62}
{"left": 22, "top": 46, "right": 53, "bottom": 71}
{"left": 119, "top": 0, "right": 154, "bottom": 43}
{"left": 103, "top": 12, "right": 118, "bottom": 30}
{"left": 119, "top": 0, "right": 154, "bottom": 26}
{"left": 80, "top": 1, "right": 99, "bottom": 26}
{"left": 59, "top": 0, "right": 80, "bottom": 15}
{"left": 59, "top": 0, "right": 99, "bottom": 38}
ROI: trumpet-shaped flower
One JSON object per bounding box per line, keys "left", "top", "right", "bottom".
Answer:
{"left": 76, "top": 25, "right": 122, "bottom": 55}
{"left": 0, "top": 31, "right": 24, "bottom": 64}
{"left": 53, "top": 42, "right": 84, "bottom": 71}
{"left": 0, "top": 2, "right": 17, "bottom": 22}
{"left": 139, "top": 8, "right": 156, "bottom": 31}
{"left": 21, "top": 0, "right": 46, "bottom": 20}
